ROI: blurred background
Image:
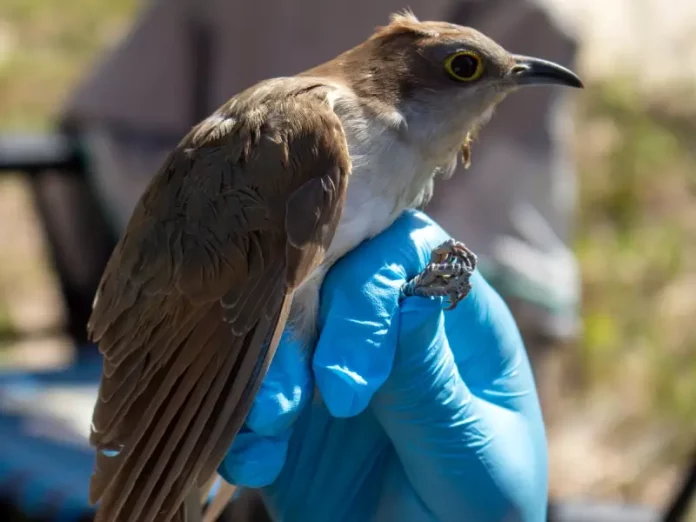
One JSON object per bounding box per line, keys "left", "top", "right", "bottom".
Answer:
{"left": 0, "top": 0, "right": 694, "bottom": 520}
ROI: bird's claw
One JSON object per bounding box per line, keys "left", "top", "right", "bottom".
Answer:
{"left": 401, "top": 239, "right": 477, "bottom": 310}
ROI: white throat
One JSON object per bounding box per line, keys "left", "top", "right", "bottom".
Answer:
{"left": 288, "top": 86, "right": 463, "bottom": 341}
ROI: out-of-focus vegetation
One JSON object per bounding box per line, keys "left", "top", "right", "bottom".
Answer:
{"left": 559, "top": 80, "right": 696, "bottom": 506}
{"left": 577, "top": 81, "right": 696, "bottom": 433}
{"left": 0, "top": 0, "right": 694, "bottom": 516}
{"left": 0, "top": 0, "right": 138, "bottom": 128}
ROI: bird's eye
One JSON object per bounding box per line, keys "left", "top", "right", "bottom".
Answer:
{"left": 444, "top": 51, "right": 484, "bottom": 82}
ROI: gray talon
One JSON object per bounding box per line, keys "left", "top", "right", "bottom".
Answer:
{"left": 401, "top": 239, "right": 477, "bottom": 310}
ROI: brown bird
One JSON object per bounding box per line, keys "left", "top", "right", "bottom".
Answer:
{"left": 87, "top": 10, "right": 582, "bottom": 522}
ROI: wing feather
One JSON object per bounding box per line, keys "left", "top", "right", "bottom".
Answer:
{"left": 88, "top": 82, "right": 350, "bottom": 522}
{"left": 147, "top": 290, "right": 292, "bottom": 522}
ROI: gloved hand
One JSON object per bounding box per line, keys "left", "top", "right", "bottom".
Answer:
{"left": 219, "top": 209, "right": 548, "bottom": 522}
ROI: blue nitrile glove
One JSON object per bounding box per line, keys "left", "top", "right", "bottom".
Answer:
{"left": 219, "top": 209, "right": 548, "bottom": 522}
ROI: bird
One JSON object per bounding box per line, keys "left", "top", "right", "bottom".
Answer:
{"left": 86, "top": 10, "right": 583, "bottom": 522}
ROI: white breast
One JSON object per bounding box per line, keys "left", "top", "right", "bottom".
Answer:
{"left": 287, "top": 86, "right": 449, "bottom": 343}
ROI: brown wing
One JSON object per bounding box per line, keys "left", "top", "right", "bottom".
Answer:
{"left": 87, "top": 82, "right": 350, "bottom": 522}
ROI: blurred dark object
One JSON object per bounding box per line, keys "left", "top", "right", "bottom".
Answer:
{"left": 663, "top": 449, "right": 696, "bottom": 522}
{"left": 0, "top": 133, "right": 117, "bottom": 349}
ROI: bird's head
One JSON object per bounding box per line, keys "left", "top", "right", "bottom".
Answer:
{"left": 328, "top": 11, "right": 583, "bottom": 165}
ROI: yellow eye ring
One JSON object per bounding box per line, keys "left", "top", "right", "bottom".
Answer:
{"left": 444, "top": 51, "right": 485, "bottom": 82}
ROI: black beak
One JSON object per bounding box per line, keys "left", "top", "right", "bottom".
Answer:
{"left": 509, "top": 55, "right": 584, "bottom": 89}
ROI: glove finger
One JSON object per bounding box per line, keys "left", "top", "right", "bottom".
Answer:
{"left": 372, "top": 295, "right": 481, "bottom": 433}
{"left": 372, "top": 296, "right": 514, "bottom": 519}
{"left": 218, "top": 427, "right": 291, "bottom": 488}
{"left": 442, "top": 271, "right": 535, "bottom": 403}
{"left": 311, "top": 209, "right": 457, "bottom": 419}
{"left": 312, "top": 266, "right": 403, "bottom": 418}
{"left": 246, "top": 329, "right": 313, "bottom": 437}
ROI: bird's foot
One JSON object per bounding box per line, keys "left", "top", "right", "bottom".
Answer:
{"left": 401, "top": 239, "right": 477, "bottom": 310}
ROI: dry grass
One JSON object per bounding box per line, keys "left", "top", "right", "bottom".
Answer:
{"left": 0, "top": 0, "right": 694, "bottom": 518}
